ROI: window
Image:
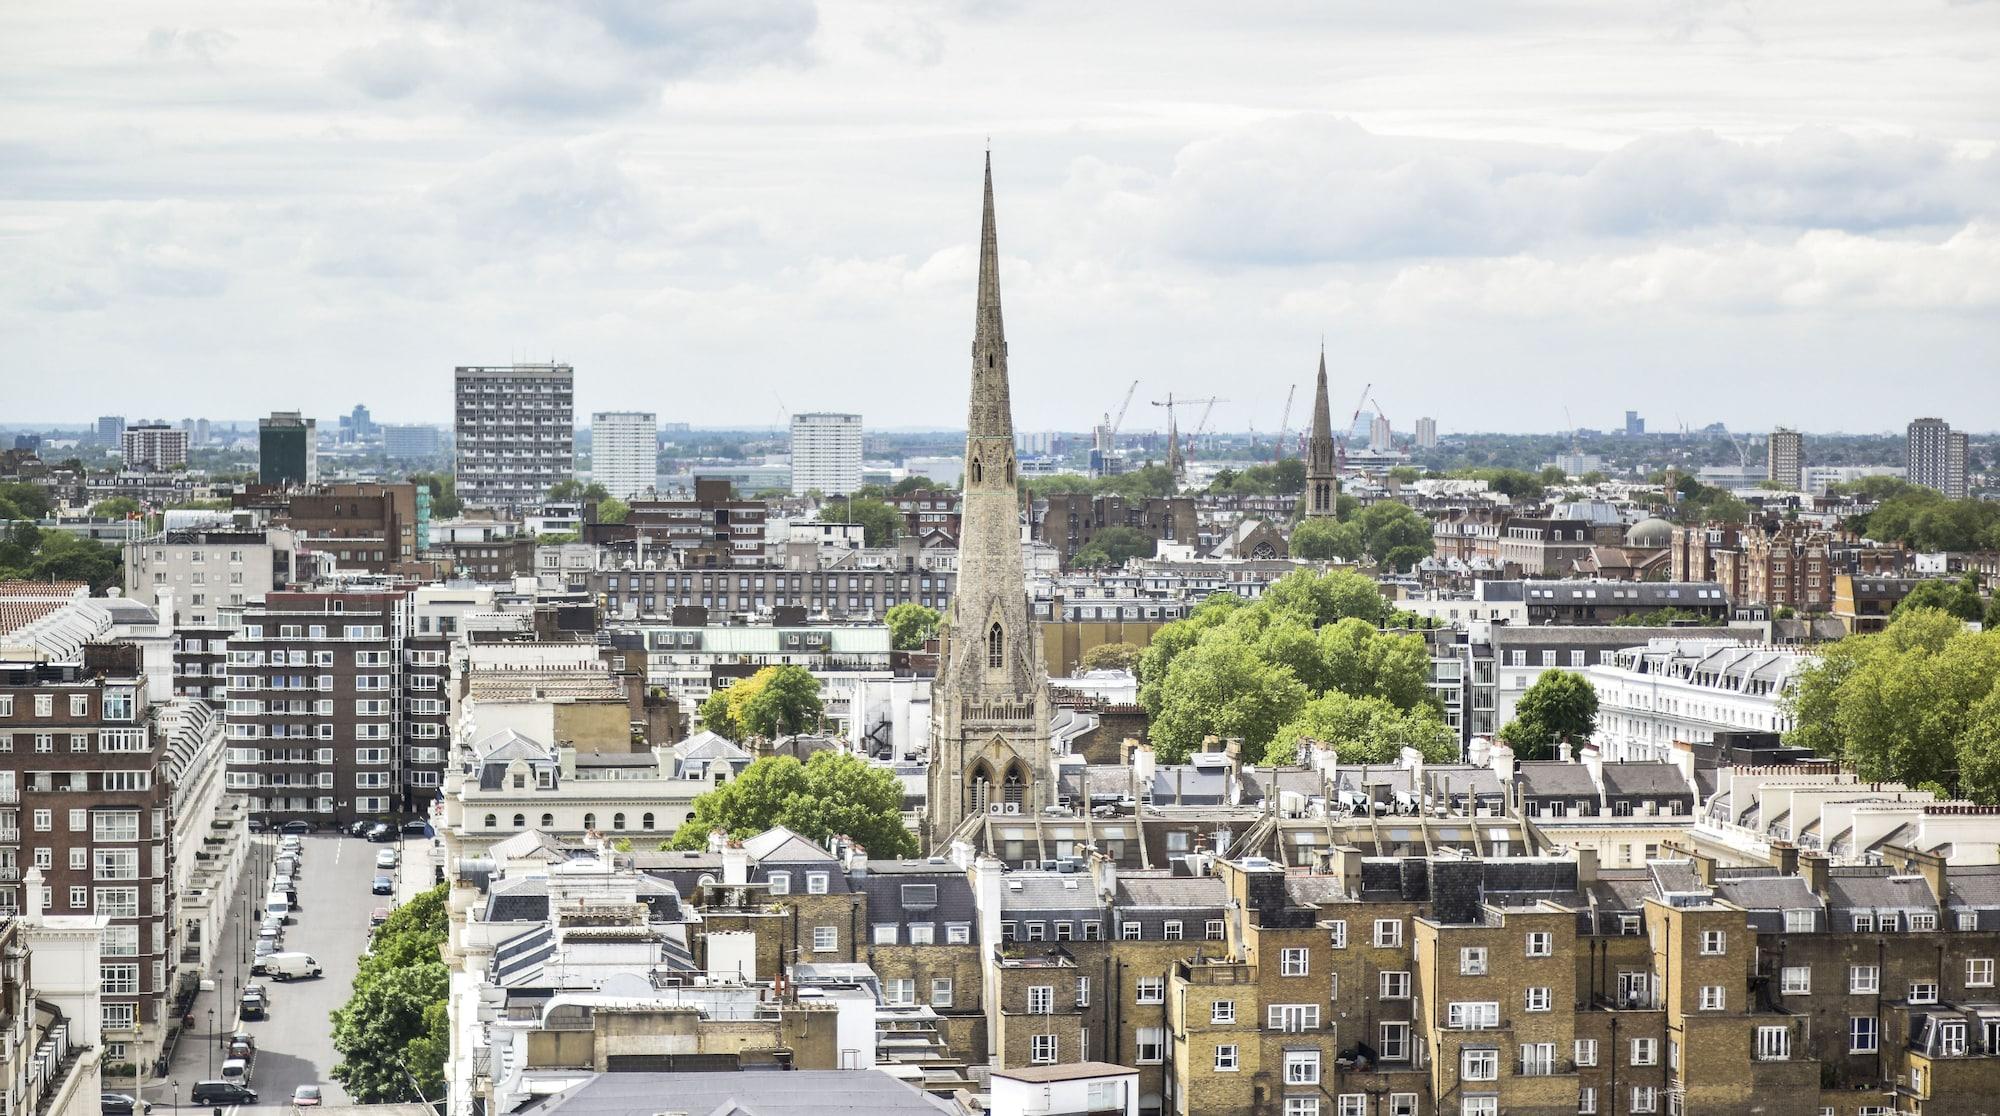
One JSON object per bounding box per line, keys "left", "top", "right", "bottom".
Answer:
{"left": 1698, "top": 985, "right": 1726, "bottom": 1011}
{"left": 1850, "top": 964, "right": 1879, "bottom": 994}
{"left": 1335, "top": 1099, "right": 1363, "bottom": 1116}
{"left": 1268, "top": 1004, "right": 1320, "bottom": 1032}
{"left": 1699, "top": 929, "right": 1726, "bottom": 955}
{"left": 1631, "top": 1086, "right": 1657, "bottom": 1114}
{"left": 1328, "top": 920, "right": 1347, "bottom": 948}
{"left": 931, "top": 978, "right": 954, "bottom": 1007}
{"left": 1909, "top": 981, "right": 1939, "bottom": 1005}
{"left": 1136, "top": 978, "right": 1164, "bottom": 1004}
{"left": 767, "top": 872, "right": 790, "bottom": 895}
{"left": 1579, "top": 1086, "right": 1598, "bottom": 1115}
{"left": 94, "top": 848, "right": 138, "bottom": 880}
{"left": 1575, "top": 1039, "right": 1597, "bottom": 1067}
{"left": 1631, "top": 1037, "right": 1658, "bottom": 1065}
{"left": 987, "top": 623, "right": 1004, "bottom": 668}
{"left": 1461, "top": 1047, "right": 1499, "bottom": 1080}
{"left": 1031, "top": 1034, "right": 1057, "bottom": 1065}
{"left": 806, "top": 872, "right": 829, "bottom": 895}
{"left": 1281, "top": 948, "right": 1309, "bottom": 976}
{"left": 1521, "top": 1042, "right": 1555, "bottom": 1076}
{"left": 1206, "top": 919, "right": 1225, "bottom": 940}
{"left": 1380, "top": 1022, "right": 1411, "bottom": 1061}
{"left": 1448, "top": 1002, "right": 1500, "bottom": 1030}
{"left": 873, "top": 924, "right": 898, "bottom": 945}
{"left": 1461, "top": 947, "right": 1488, "bottom": 975}
{"left": 1756, "top": 1025, "right": 1791, "bottom": 1061}
{"left": 1028, "top": 986, "right": 1053, "bottom": 1014}
{"left": 1938, "top": 1021, "right": 1968, "bottom": 1057}
{"left": 95, "top": 887, "right": 140, "bottom": 918}
{"left": 812, "top": 925, "right": 837, "bottom": 952}
{"left": 1780, "top": 966, "right": 1811, "bottom": 995}
{"left": 68, "top": 848, "right": 86, "bottom": 871}
{"left": 102, "top": 1004, "right": 137, "bottom": 1032}
{"left": 1136, "top": 1027, "right": 1163, "bottom": 1064}
{"left": 1162, "top": 919, "right": 1183, "bottom": 940}
{"left": 1524, "top": 986, "right": 1552, "bottom": 1012}
{"left": 1374, "top": 919, "right": 1403, "bottom": 947}
{"left": 1076, "top": 977, "right": 1089, "bottom": 1007}
{"left": 1285, "top": 1050, "right": 1320, "bottom": 1085}
{"left": 1380, "top": 971, "right": 1411, "bottom": 999}
{"left": 68, "top": 808, "right": 85, "bottom": 832}
{"left": 1211, "top": 999, "right": 1235, "bottom": 1024}
{"left": 102, "top": 964, "right": 140, "bottom": 994}
{"left": 947, "top": 923, "right": 971, "bottom": 944}
{"left": 1462, "top": 1100, "right": 1498, "bottom": 1116}
{"left": 1120, "top": 922, "right": 1142, "bottom": 941}
{"left": 1214, "top": 1044, "right": 1239, "bottom": 1072}
{"left": 1969, "top": 958, "right": 1995, "bottom": 987}
{"left": 1526, "top": 931, "right": 1552, "bottom": 957}
{"left": 69, "top": 886, "right": 87, "bottom": 908}
{"left": 1286, "top": 1099, "right": 1320, "bottom": 1116}
{"left": 1848, "top": 1020, "right": 1880, "bottom": 1056}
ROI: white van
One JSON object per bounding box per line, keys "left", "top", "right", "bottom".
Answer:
{"left": 273, "top": 855, "right": 296, "bottom": 878}
{"left": 264, "top": 892, "right": 290, "bottom": 918}
{"left": 260, "top": 952, "right": 321, "bottom": 980}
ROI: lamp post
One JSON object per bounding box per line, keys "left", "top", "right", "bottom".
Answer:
{"left": 170, "top": 1078, "right": 178, "bottom": 1114}
{"left": 205, "top": 1009, "right": 214, "bottom": 1077}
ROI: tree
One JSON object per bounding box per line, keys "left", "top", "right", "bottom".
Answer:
{"left": 1147, "top": 638, "right": 1309, "bottom": 763}
{"left": 698, "top": 688, "right": 742, "bottom": 739}
{"left": 331, "top": 883, "right": 449, "bottom": 1103}
{"left": 1612, "top": 607, "right": 1723, "bottom": 627}
{"left": 1353, "top": 502, "right": 1434, "bottom": 571}
{"left": 885, "top": 603, "right": 941, "bottom": 651}
{"left": 1388, "top": 466, "right": 1421, "bottom": 484}
{"left": 1894, "top": 575, "right": 1983, "bottom": 623}
{"left": 842, "top": 497, "right": 903, "bottom": 547}
{"left": 669, "top": 751, "right": 918, "bottom": 857}
{"left": 408, "top": 473, "right": 461, "bottom": 518}
{"left": 90, "top": 496, "right": 142, "bottom": 519}
{"left": 1265, "top": 691, "right": 1456, "bottom": 765}
{"left": 597, "top": 497, "right": 631, "bottom": 525}
{"left": 1071, "top": 544, "right": 1113, "bottom": 568}
{"left": 738, "top": 665, "right": 824, "bottom": 738}
{"left": 1289, "top": 518, "right": 1362, "bottom": 562}
{"left": 1262, "top": 568, "right": 1391, "bottom": 628}
{"left": 1086, "top": 526, "right": 1157, "bottom": 566}
{"left": 1314, "top": 619, "right": 1435, "bottom": 711}
{"left": 1502, "top": 669, "right": 1599, "bottom": 760}
{"left": 1080, "top": 641, "right": 1143, "bottom": 672}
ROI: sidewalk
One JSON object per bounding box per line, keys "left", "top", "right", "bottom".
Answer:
{"left": 146, "top": 832, "right": 275, "bottom": 1104}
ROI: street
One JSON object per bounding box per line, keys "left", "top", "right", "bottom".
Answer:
{"left": 145, "top": 828, "right": 433, "bottom": 1114}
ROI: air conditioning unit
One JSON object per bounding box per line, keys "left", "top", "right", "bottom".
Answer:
{"left": 1004, "top": 803, "right": 1021, "bottom": 815}
{"left": 989, "top": 804, "right": 1006, "bottom": 814}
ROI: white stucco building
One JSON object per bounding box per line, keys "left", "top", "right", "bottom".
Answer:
{"left": 1587, "top": 638, "right": 1812, "bottom": 762}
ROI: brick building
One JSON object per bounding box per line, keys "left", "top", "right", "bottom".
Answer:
{"left": 1038, "top": 494, "right": 1197, "bottom": 569}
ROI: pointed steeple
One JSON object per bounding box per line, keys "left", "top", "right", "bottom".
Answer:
{"left": 1304, "top": 343, "right": 1339, "bottom": 518}
{"left": 968, "top": 150, "right": 1011, "bottom": 440}
{"left": 1166, "top": 399, "right": 1184, "bottom": 482}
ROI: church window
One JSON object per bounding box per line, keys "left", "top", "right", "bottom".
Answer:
{"left": 1004, "top": 768, "right": 1026, "bottom": 807}
{"left": 1006, "top": 458, "right": 1015, "bottom": 484}
{"left": 971, "top": 458, "right": 983, "bottom": 484}
{"left": 971, "top": 770, "right": 992, "bottom": 814}
{"left": 988, "top": 623, "right": 1004, "bottom": 668}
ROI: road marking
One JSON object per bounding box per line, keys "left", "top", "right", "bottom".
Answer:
{"left": 333, "top": 836, "right": 341, "bottom": 866}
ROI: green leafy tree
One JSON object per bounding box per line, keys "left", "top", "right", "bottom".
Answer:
{"left": 738, "top": 664, "right": 824, "bottom": 738}
{"left": 1289, "top": 518, "right": 1362, "bottom": 562}
{"left": 1612, "top": 607, "right": 1724, "bottom": 627}
{"left": 1265, "top": 691, "right": 1457, "bottom": 765}
{"left": 698, "top": 688, "right": 741, "bottom": 739}
{"left": 331, "top": 883, "right": 449, "bottom": 1103}
{"left": 1894, "top": 576, "right": 1984, "bottom": 623}
{"left": 1315, "top": 619, "right": 1435, "bottom": 711}
{"left": 1502, "top": 669, "right": 1600, "bottom": 761}
{"left": 1262, "top": 568, "right": 1391, "bottom": 628}
{"left": 1148, "top": 638, "right": 1309, "bottom": 763}
{"left": 1080, "top": 641, "right": 1143, "bottom": 672}
{"left": 842, "top": 497, "right": 904, "bottom": 547}
{"left": 90, "top": 496, "right": 143, "bottom": 519}
{"left": 1388, "top": 466, "right": 1421, "bottom": 484}
{"left": 597, "top": 497, "right": 631, "bottom": 525}
{"left": 1955, "top": 685, "right": 2000, "bottom": 805}
{"left": 408, "top": 473, "right": 461, "bottom": 518}
{"left": 1071, "top": 544, "right": 1113, "bottom": 569}
{"left": 1085, "top": 526, "right": 1157, "bottom": 566}
{"left": 885, "top": 603, "right": 941, "bottom": 651}
{"left": 669, "top": 752, "right": 917, "bottom": 857}
{"left": 1353, "top": 502, "right": 1434, "bottom": 572}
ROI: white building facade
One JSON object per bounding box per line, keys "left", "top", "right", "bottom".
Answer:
{"left": 589, "top": 411, "right": 656, "bottom": 499}
{"left": 789, "top": 412, "right": 863, "bottom": 497}
{"left": 1587, "top": 638, "right": 1810, "bottom": 762}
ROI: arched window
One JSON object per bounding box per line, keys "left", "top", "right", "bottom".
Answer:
{"left": 970, "top": 768, "right": 992, "bottom": 814}
{"left": 483, "top": 813, "right": 497, "bottom": 828}
{"left": 512, "top": 814, "right": 525, "bottom": 829}
{"left": 1003, "top": 766, "right": 1026, "bottom": 807}
{"left": 541, "top": 813, "right": 554, "bottom": 828}
{"left": 1006, "top": 459, "right": 1014, "bottom": 484}
{"left": 685, "top": 811, "right": 697, "bottom": 823}
{"left": 583, "top": 812, "right": 597, "bottom": 831}
{"left": 987, "top": 622, "right": 1004, "bottom": 668}
{"left": 612, "top": 812, "right": 627, "bottom": 831}
{"left": 971, "top": 458, "right": 983, "bottom": 484}
{"left": 642, "top": 813, "right": 656, "bottom": 830}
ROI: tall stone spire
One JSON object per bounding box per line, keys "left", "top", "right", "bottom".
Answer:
{"left": 1304, "top": 345, "right": 1339, "bottom": 518}
{"left": 1165, "top": 396, "right": 1184, "bottom": 484}
{"left": 927, "top": 153, "right": 1052, "bottom": 850}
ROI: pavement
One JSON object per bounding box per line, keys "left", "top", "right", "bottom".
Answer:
{"left": 144, "top": 828, "right": 437, "bottom": 1114}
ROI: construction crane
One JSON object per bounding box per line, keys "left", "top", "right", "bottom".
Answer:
{"left": 1150, "top": 394, "right": 1229, "bottom": 462}
{"left": 1718, "top": 423, "right": 1749, "bottom": 469}
{"left": 1274, "top": 384, "right": 1297, "bottom": 461}
{"left": 1338, "top": 380, "right": 1373, "bottom": 464}
{"left": 1092, "top": 379, "right": 1141, "bottom": 477}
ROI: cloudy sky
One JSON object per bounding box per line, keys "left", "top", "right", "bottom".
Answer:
{"left": 4, "top": 1, "right": 1996, "bottom": 434}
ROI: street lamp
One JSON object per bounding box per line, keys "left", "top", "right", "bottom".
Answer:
{"left": 205, "top": 1009, "right": 215, "bottom": 1076}
{"left": 170, "top": 1079, "right": 178, "bottom": 1114}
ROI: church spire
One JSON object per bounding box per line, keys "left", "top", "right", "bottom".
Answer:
{"left": 1304, "top": 343, "right": 1339, "bottom": 518}
{"left": 967, "top": 150, "right": 1011, "bottom": 440}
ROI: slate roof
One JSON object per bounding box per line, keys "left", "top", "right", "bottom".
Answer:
{"left": 999, "top": 873, "right": 1105, "bottom": 915}
{"left": 1826, "top": 870, "right": 1939, "bottom": 914}
{"left": 854, "top": 869, "right": 977, "bottom": 930}
{"left": 1600, "top": 764, "right": 1693, "bottom": 798}
{"left": 518, "top": 1069, "right": 954, "bottom": 1116}
{"left": 1515, "top": 762, "right": 1597, "bottom": 798}
{"left": 1115, "top": 875, "right": 1227, "bottom": 910}
{"left": 1648, "top": 861, "right": 1706, "bottom": 895}
{"left": 487, "top": 829, "right": 568, "bottom": 863}
{"left": 743, "top": 826, "right": 836, "bottom": 864}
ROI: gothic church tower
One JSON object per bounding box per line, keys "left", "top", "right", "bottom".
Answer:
{"left": 926, "top": 155, "right": 1053, "bottom": 849}
{"left": 1304, "top": 347, "right": 1339, "bottom": 518}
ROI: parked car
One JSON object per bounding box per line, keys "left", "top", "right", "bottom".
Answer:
{"left": 239, "top": 985, "right": 268, "bottom": 1021}
{"left": 279, "top": 833, "right": 303, "bottom": 850}
{"left": 253, "top": 939, "right": 278, "bottom": 961}
{"left": 375, "top": 848, "right": 398, "bottom": 869}
{"left": 228, "top": 1031, "right": 256, "bottom": 1061}
{"left": 257, "top": 925, "right": 283, "bottom": 947}
{"left": 401, "top": 818, "right": 430, "bottom": 835}
{"left": 371, "top": 874, "right": 394, "bottom": 895}
{"left": 220, "top": 1057, "right": 251, "bottom": 1085}
{"left": 191, "top": 1081, "right": 256, "bottom": 1106}
{"left": 369, "top": 906, "right": 391, "bottom": 926}
{"left": 101, "top": 1094, "right": 151, "bottom": 1115}
{"left": 293, "top": 1084, "right": 323, "bottom": 1108}
{"left": 273, "top": 856, "right": 297, "bottom": 878}
{"left": 246, "top": 818, "right": 265, "bottom": 834}
{"left": 366, "top": 822, "right": 394, "bottom": 842}
{"left": 279, "top": 820, "right": 311, "bottom": 835}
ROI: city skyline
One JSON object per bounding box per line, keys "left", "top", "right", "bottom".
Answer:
{"left": 5, "top": 3, "right": 1997, "bottom": 430}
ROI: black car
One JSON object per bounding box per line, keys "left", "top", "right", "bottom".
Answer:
{"left": 348, "top": 820, "right": 372, "bottom": 837}
{"left": 239, "top": 985, "right": 268, "bottom": 1021}
{"left": 279, "top": 820, "right": 312, "bottom": 835}
{"left": 191, "top": 1082, "right": 256, "bottom": 1106}
{"left": 371, "top": 873, "right": 394, "bottom": 895}
{"left": 402, "top": 818, "right": 431, "bottom": 835}
{"left": 366, "top": 822, "right": 394, "bottom": 842}
{"left": 101, "top": 1094, "right": 151, "bottom": 1115}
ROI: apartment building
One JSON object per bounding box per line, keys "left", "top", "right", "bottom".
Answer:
{"left": 1907, "top": 417, "right": 1969, "bottom": 499}
{"left": 123, "top": 526, "right": 301, "bottom": 627}
{"left": 607, "top": 479, "right": 769, "bottom": 566}
{"left": 224, "top": 588, "right": 443, "bottom": 826}
{"left": 1496, "top": 518, "right": 1601, "bottom": 577}
{"left": 1505, "top": 579, "right": 1732, "bottom": 625}
{"left": 119, "top": 423, "right": 188, "bottom": 471}
{"left": 1037, "top": 495, "right": 1198, "bottom": 569}
{"left": 1831, "top": 574, "right": 1927, "bottom": 634}
{"left": 280, "top": 482, "right": 425, "bottom": 571}
{"left": 455, "top": 363, "right": 576, "bottom": 511}
{"left": 1768, "top": 428, "right": 1804, "bottom": 491}
{"left": 0, "top": 643, "right": 175, "bottom": 1055}
{"left": 590, "top": 411, "right": 656, "bottom": 499}
{"left": 1587, "top": 639, "right": 1810, "bottom": 762}
{"left": 586, "top": 555, "right": 957, "bottom": 622}
{"left": 257, "top": 411, "right": 317, "bottom": 487}
{"left": 790, "top": 412, "right": 864, "bottom": 497}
